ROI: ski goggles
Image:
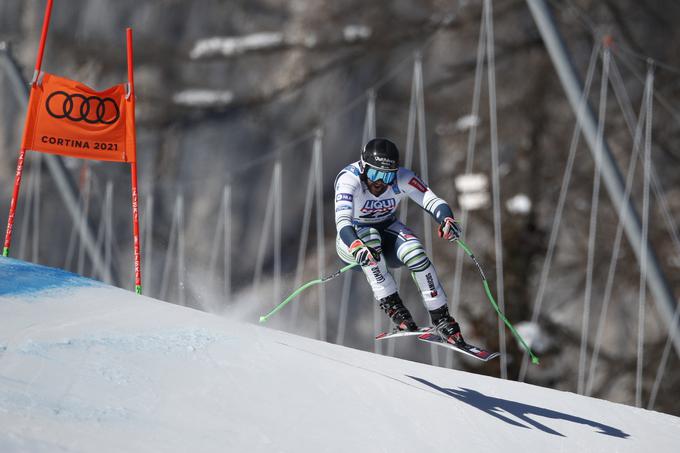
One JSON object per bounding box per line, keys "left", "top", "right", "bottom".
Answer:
{"left": 365, "top": 167, "right": 397, "bottom": 185}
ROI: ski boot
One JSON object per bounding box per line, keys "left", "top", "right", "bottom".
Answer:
{"left": 379, "top": 293, "right": 418, "bottom": 332}
{"left": 429, "top": 305, "right": 465, "bottom": 346}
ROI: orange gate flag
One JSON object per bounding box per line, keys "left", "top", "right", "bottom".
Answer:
{"left": 21, "top": 72, "right": 136, "bottom": 163}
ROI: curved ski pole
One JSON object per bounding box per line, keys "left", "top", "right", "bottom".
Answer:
{"left": 455, "top": 239, "right": 540, "bottom": 365}
{"left": 259, "top": 263, "right": 358, "bottom": 323}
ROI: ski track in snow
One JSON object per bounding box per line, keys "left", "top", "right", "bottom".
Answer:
{"left": 1, "top": 328, "right": 237, "bottom": 429}
{"left": 15, "top": 329, "right": 235, "bottom": 357}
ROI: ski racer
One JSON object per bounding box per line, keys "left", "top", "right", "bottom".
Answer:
{"left": 334, "top": 137, "right": 465, "bottom": 345}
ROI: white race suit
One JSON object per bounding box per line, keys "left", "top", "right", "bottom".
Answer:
{"left": 334, "top": 161, "right": 455, "bottom": 312}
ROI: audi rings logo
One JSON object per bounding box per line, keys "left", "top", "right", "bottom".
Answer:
{"left": 46, "top": 91, "right": 120, "bottom": 125}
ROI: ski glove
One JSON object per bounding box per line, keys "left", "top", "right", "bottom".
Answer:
{"left": 438, "top": 216, "right": 462, "bottom": 241}
{"left": 349, "top": 239, "right": 380, "bottom": 267}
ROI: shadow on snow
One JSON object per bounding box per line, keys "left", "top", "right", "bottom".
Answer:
{"left": 408, "top": 376, "right": 629, "bottom": 439}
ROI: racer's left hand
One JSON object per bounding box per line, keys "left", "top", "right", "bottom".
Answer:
{"left": 438, "top": 216, "right": 462, "bottom": 241}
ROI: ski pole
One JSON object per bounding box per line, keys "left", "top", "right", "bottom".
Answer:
{"left": 455, "top": 239, "right": 540, "bottom": 365}
{"left": 259, "top": 263, "right": 359, "bottom": 323}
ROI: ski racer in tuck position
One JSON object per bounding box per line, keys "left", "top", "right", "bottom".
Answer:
{"left": 334, "top": 138, "right": 465, "bottom": 345}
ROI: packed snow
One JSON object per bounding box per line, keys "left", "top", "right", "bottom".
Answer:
{"left": 458, "top": 191, "right": 490, "bottom": 210}
{"left": 506, "top": 193, "right": 532, "bottom": 214}
{"left": 190, "top": 32, "right": 285, "bottom": 59}
{"left": 1, "top": 257, "right": 679, "bottom": 452}
{"left": 173, "top": 89, "right": 235, "bottom": 107}
{"left": 190, "top": 26, "right": 373, "bottom": 59}
{"left": 342, "top": 25, "right": 372, "bottom": 42}
{"left": 455, "top": 173, "right": 490, "bottom": 210}
{"left": 455, "top": 173, "right": 489, "bottom": 193}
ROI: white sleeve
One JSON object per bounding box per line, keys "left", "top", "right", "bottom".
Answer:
{"left": 334, "top": 170, "right": 359, "bottom": 234}
{"left": 398, "top": 168, "right": 448, "bottom": 217}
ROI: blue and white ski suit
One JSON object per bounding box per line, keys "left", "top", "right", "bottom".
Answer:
{"left": 334, "top": 161, "right": 454, "bottom": 311}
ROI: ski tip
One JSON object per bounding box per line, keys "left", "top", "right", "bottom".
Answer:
{"left": 531, "top": 356, "right": 540, "bottom": 365}
{"left": 259, "top": 316, "right": 267, "bottom": 323}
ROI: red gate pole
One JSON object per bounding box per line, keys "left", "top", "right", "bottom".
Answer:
{"left": 3, "top": 0, "right": 54, "bottom": 257}
{"left": 126, "top": 27, "right": 142, "bottom": 294}
{"left": 32, "top": 0, "right": 54, "bottom": 86}
{"left": 3, "top": 150, "right": 27, "bottom": 257}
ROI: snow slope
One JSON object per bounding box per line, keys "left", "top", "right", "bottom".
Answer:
{"left": 1, "top": 257, "right": 679, "bottom": 452}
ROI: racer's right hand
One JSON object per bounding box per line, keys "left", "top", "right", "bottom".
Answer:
{"left": 349, "top": 239, "right": 380, "bottom": 267}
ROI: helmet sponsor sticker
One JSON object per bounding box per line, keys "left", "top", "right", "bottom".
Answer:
{"left": 374, "top": 155, "right": 396, "bottom": 166}
{"left": 408, "top": 177, "right": 427, "bottom": 193}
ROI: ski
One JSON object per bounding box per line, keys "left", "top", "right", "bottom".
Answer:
{"left": 417, "top": 332, "right": 500, "bottom": 362}
{"left": 375, "top": 327, "right": 431, "bottom": 340}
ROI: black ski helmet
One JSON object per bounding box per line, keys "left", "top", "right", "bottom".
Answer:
{"left": 361, "top": 138, "right": 399, "bottom": 171}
